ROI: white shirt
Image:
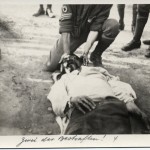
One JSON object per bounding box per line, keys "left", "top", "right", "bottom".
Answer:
{"left": 47, "top": 66, "right": 136, "bottom": 117}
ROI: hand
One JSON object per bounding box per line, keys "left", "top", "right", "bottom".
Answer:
{"left": 59, "top": 53, "right": 70, "bottom": 64}
{"left": 82, "top": 53, "right": 89, "bottom": 66}
{"left": 126, "top": 101, "right": 142, "bottom": 116}
{"left": 70, "top": 96, "right": 96, "bottom": 114}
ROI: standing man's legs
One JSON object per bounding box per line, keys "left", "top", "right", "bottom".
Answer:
{"left": 122, "top": 4, "right": 150, "bottom": 51}
{"left": 117, "top": 4, "right": 125, "bottom": 30}
{"left": 46, "top": 5, "right": 55, "bottom": 18}
{"left": 132, "top": 4, "right": 138, "bottom": 33}
{"left": 90, "top": 19, "right": 119, "bottom": 66}
{"left": 33, "top": 4, "right": 45, "bottom": 17}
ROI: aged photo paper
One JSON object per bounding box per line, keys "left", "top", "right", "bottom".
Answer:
{"left": 0, "top": 0, "right": 150, "bottom": 148}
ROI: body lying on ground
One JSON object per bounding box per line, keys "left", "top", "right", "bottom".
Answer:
{"left": 47, "top": 55, "right": 150, "bottom": 134}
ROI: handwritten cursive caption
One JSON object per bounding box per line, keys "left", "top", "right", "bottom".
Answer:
{"left": 16, "top": 135, "right": 119, "bottom": 147}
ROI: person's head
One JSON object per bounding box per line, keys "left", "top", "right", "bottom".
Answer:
{"left": 60, "top": 54, "right": 83, "bottom": 74}
{"left": 53, "top": 54, "right": 83, "bottom": 81}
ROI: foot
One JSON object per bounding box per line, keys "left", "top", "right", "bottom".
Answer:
{"left": 143, "top": 40, "right": 150, "bottom": 45}
{"left": 121, "top": 40, "right": 141, "bottom": 52}
{"left": 119, "top": 23, "right": 125, "bottom": 30}
{"left": 145, "top": 49, "right": 150, "bottom": 58}
{"left": 33, "top": 9, "right": 45, "bottom": 17}
{"left": 46, "top": 9, "right": 55, "bottom": 18}
{"left": 90, "top": 52, "right": 102, "bottom": 67}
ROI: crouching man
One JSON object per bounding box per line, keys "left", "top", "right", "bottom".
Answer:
{"left": 47, "top": 55, "right": 150, "bottom": 134}
{"left": 44, "top": 5, "right": 119, "bottom": 72}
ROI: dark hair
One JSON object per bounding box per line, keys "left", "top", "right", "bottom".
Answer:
{"left": 56, "top": 54, "right": 83, "bottom": 80}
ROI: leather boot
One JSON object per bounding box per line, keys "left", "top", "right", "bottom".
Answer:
{"left": 90, "top": 37, "right": 115, "bottom": 67}
{"left": 122, "top": 40, "right": 141, "bottom": 51}
{"left": 90, "top": 52, "right": 102, "bottom": 67}
{"left": 122, "top": 11, "right": 148, "bottom": 51}
{"left": 46, "top": 5, "right": 55, "bottom": 18}
{"left": 143, "top": 40, "right": 150, "bottom": 45}
{"left": 33, "top": 5, "right": 45, "bottom": 17}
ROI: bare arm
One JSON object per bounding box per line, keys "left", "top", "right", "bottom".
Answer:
{"left": 84, "top": 31, "right": 99, "bottom": 55}
{"left": 62, "top": 32, "right": 71, "bottom": 55}
{"left": 82, "top": 31, "right": 99, "bottom": 65}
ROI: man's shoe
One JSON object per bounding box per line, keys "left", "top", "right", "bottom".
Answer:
{"left": 143, "top": 40, "right": 150, "bottom": 45}
{"left": 145, "top": 49, "right": 150, "bottom": 58}
{"left": 90, "top": 52, "right": 102, "bottom": 67}
{"left": 33, "top": 9, "right": 45, "bottom": 17}
{"left": 46, "top": 9, "right": 55, "bottom": 18}
{"left": 121, "top": 40, "right": 141, "bottom": 51}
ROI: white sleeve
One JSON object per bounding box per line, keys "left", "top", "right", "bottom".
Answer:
{"left": 47, "top": 79, "right": 70, "bottom": 117}
{"left": 109, "top": 80, "right": 137, "bottom": 103}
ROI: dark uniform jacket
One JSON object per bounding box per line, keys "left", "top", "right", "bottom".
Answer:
{"left": 59, "top": 5, "right": 112, "bottom": 38}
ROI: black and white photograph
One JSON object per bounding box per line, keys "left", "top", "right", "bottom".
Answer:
{"left": 0, "top": 1, "right": 150, "bottom": 148}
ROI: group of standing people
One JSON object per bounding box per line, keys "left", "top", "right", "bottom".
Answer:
{"left": 117, "top": 4, "right": 150, "bottom": 58}
{"left": 33, "top": 4, "right": 150, "bottom": 72}
{"left": 33, "top": 4, "right": 55, "bottom": 18}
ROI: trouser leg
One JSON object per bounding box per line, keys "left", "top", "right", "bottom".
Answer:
{"left": 65, "top": 98, "right": 131, "bottom": 134}
{"left": 121, "top": 5, "right": 150, "bottom": 51}
{"left": 93, "top": 19, "right": 119, "bottom": 56}
{"left": 47, "top": 4, "right": 52, "bottom": 12}
{"left": 45, "top": 34, "right": 87, "bottom": 72}
{"left": 39, "top": 4, "right": 44, "bottom": 10}
{"left": 132, "top": 4, "right": 138, "bottom": 27}
{"left": 117, "top": 4, "right": 125, "bottom": 30}
{"left": 133, "top": 5, "right": 149, "bottom": 42}
{"left": 90, "top": 19, "right": 119, "bottom": 66}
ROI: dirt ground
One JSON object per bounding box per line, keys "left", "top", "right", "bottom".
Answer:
{"left": 0, "top": 5, "right": 150, "bottom": 135}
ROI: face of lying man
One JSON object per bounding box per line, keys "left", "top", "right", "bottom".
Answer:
{"left": 60, "top": 54, "right": 83, "bottom": 74}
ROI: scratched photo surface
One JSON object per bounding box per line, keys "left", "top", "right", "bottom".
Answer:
{"left": 0, "top": 4, "right": 150, "bottom": 139}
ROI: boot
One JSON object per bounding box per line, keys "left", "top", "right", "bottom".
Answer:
{"left": 122, "top": 11, "right": 149, "bottom": 51}
{"left": 90, "top": 37, "right": 115, "bottom": 67}
{"left": 121, "top": 40, "right": 141, "bottom": 51}
{"left": 143, "top": 40, "right": 150, "bottom": 45}
{"left": 90, "top": 52, "right": 102, "bottom": 67}
{"left": 33, "top": 5, "right": 45, "bottom": 17}
{"left": 117, "top": 4, "right": 125, "bottom": 30}
{"left": 46, "top": 5, "right": 55, "bottom": 18}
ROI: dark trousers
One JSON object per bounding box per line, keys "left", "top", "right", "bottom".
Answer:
{"left": 65, "top": 97, "right": 132, "bottom": 134}
{"left": 133, "top": 4, "right": 150, "bottom": 42}
{"left": 117, "top": 4, "right": 137, "bottom": 26}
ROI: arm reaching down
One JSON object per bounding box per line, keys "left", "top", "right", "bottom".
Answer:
{"left": 82, "top": 31, "right": 99, "bottom": 66}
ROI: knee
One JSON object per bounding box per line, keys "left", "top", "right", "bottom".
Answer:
{"left": 44, "top": 49, "right": 60, "bottom": 72}
{"left": 45, "top": 59, "right": 57, "bottom": 72}
{"left": 102, "top": 19, "right": 119, "bottom": 38}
